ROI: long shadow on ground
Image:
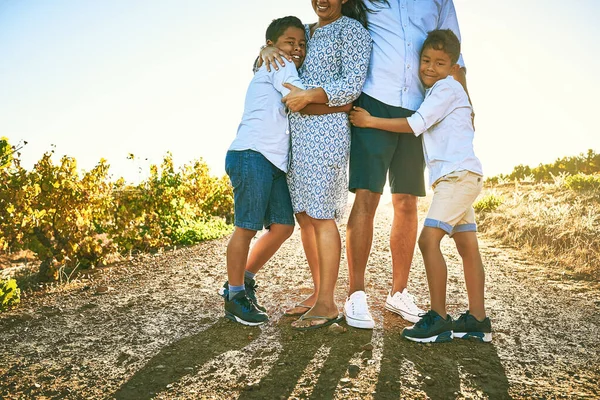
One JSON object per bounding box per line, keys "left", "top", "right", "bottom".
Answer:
{"left": 375, "top": 310, "right": 510, "bottom": 400}
{"left": 113, "top": 318, "right": 260, "bottom": 399}
{"left": 239, "top": 317, "right": 374, "bottom": 399}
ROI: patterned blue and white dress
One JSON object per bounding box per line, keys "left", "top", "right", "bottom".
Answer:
{"left": 287, "top": 16, "right": 372, "bottom": 220}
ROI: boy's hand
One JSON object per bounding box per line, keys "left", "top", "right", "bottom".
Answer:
{"left": 258, "top": 46, "right": 293, "bottom": 72}
{"left": 282, "top": 83, "right": 311, "bottom": 112}
{"left": 349, "top": 106, "right": 372, "bottom": 128}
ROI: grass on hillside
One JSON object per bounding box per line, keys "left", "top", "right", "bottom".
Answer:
{"left": 475, "top": 175, "right": 600, "bottom": 280}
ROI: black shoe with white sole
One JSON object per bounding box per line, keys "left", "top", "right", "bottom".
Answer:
{"left": 452, "top": 311, "right": 492, "bottom": 342}
{"left": 401, "top": 310, "right": 453, "bottom": 343}
{"left": 224, "top": 291, "right": 269, "bottom": 326}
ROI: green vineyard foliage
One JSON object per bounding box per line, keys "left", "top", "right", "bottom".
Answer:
{"left": 487, "top": 149, "right": 600, "bottom": 184}
{"left": 0, "top": 278, "right": 21, "bottom": 310}
{"left": 0, "top": 140, "right": 233, "bottom": 281}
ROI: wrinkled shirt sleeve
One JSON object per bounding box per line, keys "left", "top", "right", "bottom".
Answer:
{"left": 407, "top": 81, "right": 457, "bottom": 136}
{"left": 271, "top": 61, "right": 306, "bottom": 96}
{"left": 322, "top": 23, "right": 372, "bottom": 107}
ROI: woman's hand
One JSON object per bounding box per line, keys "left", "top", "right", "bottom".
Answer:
{"left": 282, "top": 83, "right": 313, "bottom": 112}
{"left": 258, "top": 46, "right": 293, "bottom": 72}
{"left": 349, "top": 106, "right": 373, "bottom": 128}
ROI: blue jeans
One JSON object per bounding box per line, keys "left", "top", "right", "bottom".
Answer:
{"left": 225, "top": 150, "right": 294, "bottom": 231}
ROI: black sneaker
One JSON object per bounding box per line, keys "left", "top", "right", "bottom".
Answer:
{"left": 220, "top": 279, "right": 266, "bottom": 312}
{"left": 224, "top": 291, "right": 269, "bottom": 326}
{"left": 452, "top": 311, "right": 492, "bottom": 342}
{"left": 244, "top": 277, "right": 267, "bottom": 312}
{"left": 401, "top": 310, "right": 453, "bottom": 343}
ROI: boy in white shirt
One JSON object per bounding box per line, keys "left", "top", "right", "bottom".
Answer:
{"left": 222, "top": 16, "right": 306, "bottom": 326}
{"left": 223, "top": 16, "right": 351, "bottom": 326}
{"left": 349, "top": 29, "right": 491, "bottom": 343}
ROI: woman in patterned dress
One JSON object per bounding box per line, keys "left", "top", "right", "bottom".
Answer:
{"left": 278, "top": 0, "right": 372, "bottom": 329}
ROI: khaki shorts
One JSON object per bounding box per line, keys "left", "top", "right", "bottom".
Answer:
{"left": 424, "top": 170, "right": 483, "bottom": 236}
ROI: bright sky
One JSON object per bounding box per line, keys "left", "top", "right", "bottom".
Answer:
{"left": 1, "top": 0, "right": 599, "bottom": 184}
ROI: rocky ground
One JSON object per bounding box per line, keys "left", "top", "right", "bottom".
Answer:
{"left": 1, "top": 198, "right": 599, "bottom": 399}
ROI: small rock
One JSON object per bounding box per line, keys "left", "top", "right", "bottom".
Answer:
{"left": 249, "top": 358, "right": 263, "bottom": 368}
{"left": 424, "top": 376, "right": 434, "bottom": 386}
{"left": 245, "top": 382, "right": 260, "bottom": 391}
{"left": 361, "top": 343, "right": 374, "bottom": 351}
{"left": 94, "top": 286, "right": 111, "bottom": 295}
{"left": 340, "top": 378, "right": 352, "bottom": 387}
{"left": 348, "top": 364, "right": 360, "bottom": 378}
{"left": 328, "top": 323, "right": 347, "bottom": 334}
{"left": 525, "top": 371, "right": 533, "bottom": 378}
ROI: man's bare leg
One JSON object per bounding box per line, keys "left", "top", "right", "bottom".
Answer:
{"left": 346, "top": 189, "right": 381, "bottom": 294}
{"left": 390, "top": 194, "right": 418, "bottom": 294}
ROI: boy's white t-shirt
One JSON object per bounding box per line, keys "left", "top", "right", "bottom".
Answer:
{"left": 229, "top": 61, "right": 305, "bottom": 172}
{"left": 406, "top": 75, "right": 483, "bottom": 186}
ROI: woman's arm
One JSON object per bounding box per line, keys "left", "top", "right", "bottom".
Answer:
{"left": 319, "top": 21, "right": 372, "bottom": 107}
{"left": 256, "top": 45, "right": 293, "bottom": 72}
{"left": 301, "top": 103, "right": 353, "bottom": 115}
{"left": 281, "top": 85, "right": 329, "bottom": 112}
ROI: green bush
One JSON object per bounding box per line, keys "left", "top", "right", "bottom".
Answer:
{"left": 491, "top": 149, "right": 600, "bottom": 183}
{"left": 173, "top": 217, "right": 233, "bottom": 245}
{"left": 564, "top": 173, "right": 600, "bottom": 191}
{"left": 474, "top": 193, "right": 504, "bottom": 213}
{"left": 0, "top": 279, "right": 20, "bottom": 311}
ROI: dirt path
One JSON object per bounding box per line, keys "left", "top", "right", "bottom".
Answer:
{"left": 1, "top": 199, "right": 599, "bottom": 399}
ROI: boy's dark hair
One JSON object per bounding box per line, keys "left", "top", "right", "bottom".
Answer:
{"left": 422, "top": 29, "right": 461, "bottom": 64}
{"left": 265, "top": 16, "right": 304, "bottom": 42}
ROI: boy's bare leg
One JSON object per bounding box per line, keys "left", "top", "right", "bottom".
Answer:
{"left": 453, "top": 231, "right": 486, "bottom": 320}
{"left": 390, "top": 194, "right": 418, "bottom": 294}
{"left": 346, "top": 189, "right": 380, "bottom": 294}
{"left": 227, "top": 227, "right": 257, "bottom": 286}
{"left": 294, "top": 217, "right": 341, "bottom": 325}
{"left": 418, "top": 227, "right": 448, "bottom": 316}
{"left": 245, "top": 223, "right": 294, "bottom": 275}
{"left": 285, "top": 213, "right": 320, "bottom": 313}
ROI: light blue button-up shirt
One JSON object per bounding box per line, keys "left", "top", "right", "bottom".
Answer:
{"left": 362, "top": 0, "right": 465, "bottom": 111}
{"left": 407, "top": 76, "right": 482, "bottom": 186}
{"left": 229, "top": 61, "right": 305, "bottom": 172}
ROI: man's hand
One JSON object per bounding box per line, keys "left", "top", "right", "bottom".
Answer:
{"left": 258, "top": 46, "right": 293, "bottom": 72}
{"left": 282, "top": 83, "right": 312, "bottom": 112}
{"left": 349, "top": 106, "right": 373, "bottom": 128}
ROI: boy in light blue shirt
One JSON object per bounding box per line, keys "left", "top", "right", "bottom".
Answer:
{"left": 222, "top": 16, "right": 306, "bottom": 326}
{"left": 350, "top": 29, "right": 491, "bottom": 343}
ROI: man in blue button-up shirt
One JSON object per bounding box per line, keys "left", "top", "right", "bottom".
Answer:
{"left": 344, "top": 0, "right": 470, "bottom": 330}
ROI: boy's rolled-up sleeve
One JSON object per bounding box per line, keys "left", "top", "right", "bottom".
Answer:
{"left": 407, "top": 81, "right": 457, "bottom": 136}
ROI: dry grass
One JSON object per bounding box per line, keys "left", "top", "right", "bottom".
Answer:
{"left": 476, "top": 181, "right": 600, "bottom": 280}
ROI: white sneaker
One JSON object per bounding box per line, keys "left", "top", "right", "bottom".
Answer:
{"left": 344, "top": 291, "right": 375, "bottom": 329}
{"left": 385, "top": 288, "right": 424, "bottom": 323}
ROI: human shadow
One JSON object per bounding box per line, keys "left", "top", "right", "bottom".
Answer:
{"left": 113, "top": 318, "right": 260, "bottom": 400}
{"left": 239, "top": 317, "right": 374, "bottom": 399}
{"left": 375, "top": 310, "right": 510, "bottom": 400}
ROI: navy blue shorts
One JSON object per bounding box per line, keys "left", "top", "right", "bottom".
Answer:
{"left": 225, "top": 150, "right": 295, "bottom": 231}
{"left": 349, "top": 93, "right": 426, "bottom": 196}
